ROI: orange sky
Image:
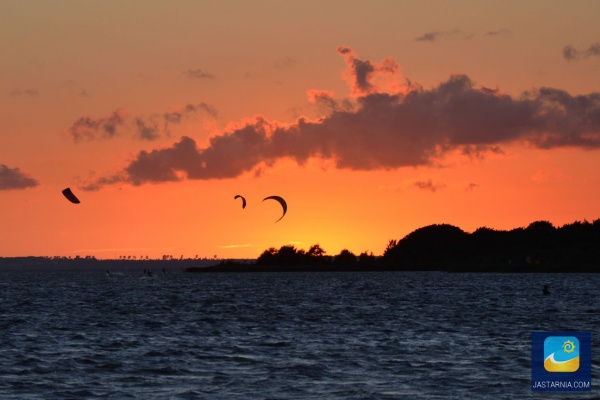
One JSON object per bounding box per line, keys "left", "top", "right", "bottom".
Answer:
{"left": 2, "top": 1, "right": 600, "bottom": 259}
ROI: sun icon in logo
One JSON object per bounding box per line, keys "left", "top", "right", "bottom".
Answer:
{"left": 562, "top": 340, "right": 576, "bottom": 353}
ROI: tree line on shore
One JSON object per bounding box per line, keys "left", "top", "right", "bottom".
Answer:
{"left": 236, "top": 219, "right": 600, "bottom": 272}
{"left": 2, "top": 219, "right": 599, "bottom": 272}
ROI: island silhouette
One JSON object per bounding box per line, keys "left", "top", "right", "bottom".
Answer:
{"left": 188, "top": 219, "right": 600, "bottom": 273}
{"left": 2, "top": 219, "right": 599, "bottom": 273}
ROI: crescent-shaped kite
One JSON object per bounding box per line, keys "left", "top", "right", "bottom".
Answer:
{"left": 263, "top": 195, "right": 287, "bottom": 222}
{"left": 234, "top": 195, "right": 246, "bottom": 209}
{"left": 62, "top": 187, "right": 81, "bottom": 204}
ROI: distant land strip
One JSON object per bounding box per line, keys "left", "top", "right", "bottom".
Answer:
{"left": 2, "top": 219, "right": 599, "bottom": 273}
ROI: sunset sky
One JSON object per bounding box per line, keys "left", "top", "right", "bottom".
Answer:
{"left": 2, "top": 1, "right": 600, "bottom": 259}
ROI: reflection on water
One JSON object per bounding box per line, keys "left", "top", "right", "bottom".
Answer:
{"left": 0, "top": 269, "right": 598, "bottom": 399}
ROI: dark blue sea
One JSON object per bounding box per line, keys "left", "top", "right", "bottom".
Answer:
{"left": 1, "top": 267, "right": 599, "bottom": 399}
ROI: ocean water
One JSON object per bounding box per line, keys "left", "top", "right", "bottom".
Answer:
{"left": 0, "top": 268, "right": 599, "bottom": 399}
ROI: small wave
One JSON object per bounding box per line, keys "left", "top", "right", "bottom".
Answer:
{"left": 51, "top": 389, "right": 97, "bottom": 398}
{"left": 144, "top": 350, "right": 166, "bottom": 357}
{"left": 75, "top": 357, "right": 98, "bottom": 366}
{"left": 13, "top": 357, "right": 44, "bottom": 367}
{"left": 135, "top": 366, "right": 181, "bottom": 376}
{"left": 259, "top": 341, "right": 290, "bottom": 347}
{"left": 97, "top": 362, "right": 124, "bottom": 370}
{"left": 173, "top": 389, "right": 204, "bottom": 399}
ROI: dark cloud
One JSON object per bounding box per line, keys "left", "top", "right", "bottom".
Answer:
{"left": 417, "top": 29, "right": 508, "bottom": 42}
{"left": 134, "top": 118, "right": 160, "bottom": 141}
{"left": 306, "top": 90, "right": 353, "bottom": 114}
{"left": 184, "top": 69, "right": 216, "bottom": 80}
{"left": 0, "top": 164, "right": 39, "bottom": 190}
{"left": 336, "top": 47, "right": 402, "bottom": 96}
{"left": 413, "top": 180, "right": 445, "bottom": 192}
{"left": 187, "top": 102, "right": 218, "bottom": 117}
{"left": 563, "top": 43, "right": 600, "bottom": 61}
{"left": 415, "top": 29, "right": 461, "bottom": 42}
{"left": 416, "top": 31, "right": 441, "bottom": 42}
{"left": 162, "top": 103, "right": 218, "bottom": 136}
{"left": 563, "top": 45, "right": 578, "bottom": 61}
{"left": 82, "top": 48, "right": 600, "bottom": 190}
{"left": 306, "top": 89, "right": 337, "bottom": 108}
{"left": 461, "top": 144, "right": 504, "bottom": 160}
{"left": 69, "top": 103, "right": 217, "bottom": 143}
{"left": 69, "top": 109, "right": 127, "bottom": 143}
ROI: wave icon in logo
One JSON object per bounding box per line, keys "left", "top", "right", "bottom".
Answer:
{"left": 544, "top": 336, "right": 580, "bottom": 372}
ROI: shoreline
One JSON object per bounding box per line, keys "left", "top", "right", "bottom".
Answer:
{"left": 0, "top": 256, "right": 597, "bottom": 273}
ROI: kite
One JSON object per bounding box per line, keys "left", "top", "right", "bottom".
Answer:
{"left": 234, "top": 195, "right": 246, "bottom": 209}
{"left": 263, "top": 195, "right": 287, "bottom": 222}
{"left": 62, "top": 187, "right": 81, "bottom": 204}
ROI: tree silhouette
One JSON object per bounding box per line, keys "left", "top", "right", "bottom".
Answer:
{"left": 334, "top": 249, "right": 357, "bottom": 268}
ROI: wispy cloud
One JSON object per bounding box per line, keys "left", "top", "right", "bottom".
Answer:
{"left": 244, "top": 56, "right": 298, "bottom": 79}
{"left": 416, "top": 28, "right": 509, "bottom": 42}
{"left": 485, "top": 29, "right": 511, "bottom": 37}
{"left": 218, "top": 244, "right": 252, "bottom": 249}
{"left": 306, "top": 89, "right": 353, "bottom": 114}
{"left": 134, "top": 117, "right": 161, "bottom": 141}
{"left": 61, "top": 80, "right": 90, "bottom": 97}
{"left": 415, "top": 29, "right": 462, "bottom": 42}
{"left": 0, "top": 164, "right": 39, "bottom": 190}
{"left": 9, "top": 88, "right": 39, "bottom": 97}
{"left": 69, "top": 103, "right": 217, "bottom": 143}
{"left": 69, "top": 109, "right": 128, "bottom": 143}
{"left": 274, "top": 56, "right": 297, "bottom": 69}
{"left": 563, "top": 43, "right": 600, "bottom": 61}
{"left": 80, "top": 48, "right": 600, "bottom": 191}
{"left": 183, "top": 69, "right": 216, "bottom": 80}
{"left": 336, "top": 46, "right": 406, "bottom": 96}
{"left": 413, "top": 179, "right": 445, "bottom": 192}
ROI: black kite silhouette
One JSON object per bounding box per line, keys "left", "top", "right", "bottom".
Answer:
{"left": 263, "top": 195, "right": 287, "bottom": 222}
{"left": 62, "top": 188, "right": 81, "bottom": 204}
{"left": 234, "top": 195, "right": 246, "bottom": 209}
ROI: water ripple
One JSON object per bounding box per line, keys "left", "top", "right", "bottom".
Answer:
{"left": 0, "top": 270, "right": 599, "bottom": 399}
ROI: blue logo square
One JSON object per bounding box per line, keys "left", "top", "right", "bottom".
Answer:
{"left": 532, "top": 331, "right": 591, "bottom": 391}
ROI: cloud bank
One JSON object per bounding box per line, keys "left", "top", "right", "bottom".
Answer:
{"left": 69, "top": 103, "right": 217, "bottom": 143}
{"left": 80, "top": 48, "right": 600, "bottom": 191}
{"left": 0, "top": 164, "right": 39, "bottom": 190}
